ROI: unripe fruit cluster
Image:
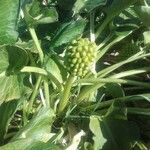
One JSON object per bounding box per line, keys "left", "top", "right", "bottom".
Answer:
{"left": 64, "top": 38, "right": 97, "bottom": 77}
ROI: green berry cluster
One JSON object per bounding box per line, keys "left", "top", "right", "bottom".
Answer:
{"left": 64, "top": 38, "right": 97, "bottom": 77}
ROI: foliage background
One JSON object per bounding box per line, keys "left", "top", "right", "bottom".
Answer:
{"left": 0, "top": 0, "right": 150, "bottom": 149}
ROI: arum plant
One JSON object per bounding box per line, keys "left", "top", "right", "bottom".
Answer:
{"left": 58, "top": 38, "right": 97, "bottom": 113}
{"left": 0, "top": 0, "right": 150, "bottom": 149}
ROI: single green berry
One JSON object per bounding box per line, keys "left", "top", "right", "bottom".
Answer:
{"left": 72, "top": 58, "right": 77, "bottom": 64}
{"left": 64, "top": 38, "right": 97, "bottom": 77}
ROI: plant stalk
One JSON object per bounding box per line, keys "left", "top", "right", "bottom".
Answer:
{"left": 44, "top": 77, "right": 50, "bottom": 107}
{"left": 28, "top": 27, "right": 51, "bottom": 110}
{"left": 28, "top": 27, "right": 44, "bottom": 63}
{"left": 58, "top": 75, "right": 75, "bottom": 113}
{"left": 27, "top": 75, "right": 42, "bottom": 115}
{"left": 90, "top": 11, "right": 95, "bottom": 42}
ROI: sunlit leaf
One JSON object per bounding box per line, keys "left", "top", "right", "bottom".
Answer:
{"left": 0, "top": 0, "right": 19, "bottom": 44}
{"left": 73, "top": 0, "right": 106, "bottom": 13}
{"left": 134, "top": 6, "right": 150, "bottom": 26}
{"left": 89, "top": 115, "right": 140, "bottom": 150}
{"left": 50, "top": 19, "right": 86, "bottom": 49}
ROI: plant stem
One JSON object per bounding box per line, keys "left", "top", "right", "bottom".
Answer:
{"left": 28, "top": 27, "right": 44, "bottom": 63}
{"left": 96, "top": 33, "right": 113, "bottom": 50}
{"left": 23, "top": 100, "right": 28, "bottom": 126}
{"left": 39, "top": 88, "right": 46, "bottom": 107}
{"left": 90, "top": 11, "right": 95, "bottom": 42}
{"left": 27, "top": 75, "right": 42, "bottom": 115}
{"left": 21, "top": 66, "right": 63, "bottom": 92}
{"left": 78, "top": 78, "right": 150, "bottom": 88}
{"left": 44, "top": 77, "right": 50, "bottom": 107}
{"left": 58, "top": 75, "right": 75, "bottom": 113}
{"left": 28, "top": 27, "right": 51, "bottom": 110}
{"left": 97, "top": 51, "right": 149, "bottom": 78}
{"left": 95, "top": 18, "right": 110, "bottom": 39}
{"left": 21, "top": 66, "right": 48, "bottom": 76}
{"left": 77, "top": 76, "right": 150, "bottom": 103}
{"left": 136, "top": 142, "right": 148, "bottom": 150}
{"left": 81, "top": 93, "right": 150, "bottom": 112}
{"left": 127, "top": 107, "right": 150, "bottom": 116}
{"left": 82, "top": 100, "right": 112, "bottom": 112}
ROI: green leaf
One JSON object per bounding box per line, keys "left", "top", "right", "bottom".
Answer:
{"left": 6, "top": 46, "right": 28, "bottom": 73}
{"left": 0, "top": 140, "right": 60, "bottom": 150}
{"left": 96, "top": 0, "right": 138, "bottom": 37}
{"left": 44, "top": 56, "right": 63, "bottom": 88}
{"left": 0, "top": 46, "right": 28, "bottom": 73}
{"left": 0, "top": 139, "right": 36, "bottom": 150}
{"left": 105, "top": 83, "right": 125, "bottom": 98}
{"left": 12, "top": 107, "right": 55, "bottom": 141}
{"left": 50, "top": 19, "right": 86, "bottom": 49}
{"left": 0, "top": 74, "right": 30, "bottom": 106}
{"left": 57, "top": 0, "right": 76, "bottom": 10}
{"left": 97, "top": 28, "right": 135, "bottom": 60}
{"left": 134, "top": 6, "right": 150, "bottom": 26}
{"left": 16, "top": 40, "right": 39, "bottom": 54}
{"left": 73, "top": 0, "right": 106, "bottom": 14}
{"left": 24, "top": 0, "right": 58, "bottom": 26}
{"left": 0, "top": 0, "right": 19, "bottom": 44}
{"left": 143, "top": 31, "right": 150, "bottom": 44}
{"left": 89, "top": 116, "right": 106, "bottom": 150}
{"left": 89, "top": 116, "right": 140, "bottom": 150}
{"left": 0, "top": 108, "right": 56, "bottom": 150}
{"left": 105, "top": 0, "right": 138, "bottom": 18}
{"left": 147, "top": 0, "right": 150, "bottom": 5}
{"left": 44, "top": 56, "right": 62, "bottom": 83}
{"left": 105, "top": 100, "right": 127, "bottom": 120}
{"left": 0, "top": 100, "right": 19, "bottom": 143}
{"left": 0, "top": 47, "right": 9, "bottom": 73}
{"left": 0, "top": 46, "right": 28, "bottom": 104}
{"left": 0, "top": 74, "right": 21, "bottom": 105}
{"left": 26, "top": 141, "right": 60, "bottom": 150}
{"left": 37, "top": 7, "right": 58, "bottom": 25}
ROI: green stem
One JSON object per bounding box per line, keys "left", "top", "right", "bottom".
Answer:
{"left": 95, "top": 18, "right": 110, "bottom": 39}
{"left": 28, "top": 27, "right": 44, "bottom": 63}
{"left": 4, "top": 132, "right": 17, "bottom": 140}
{"left": 78, "top": 78, "right": 150, "bottom": 88}
{"left": 97, "top": 51, "right": 149, "bottom": 78}
{"left": 82, "top": 93, "right": 150, "bottom": 112}
{"left": 136, "top": 142, "right": 148, "bottom": 150}
{"left": 96, "top": 34, "right": 113, "bottom": 51}
{"left": 28, "top": 27, "right": 51, "bottom": 110}
{"left": 127, "top": 107, "right": 150, "bottom": 116}
{"left": 21, "top": 66, "right": 63, "bottom": 93}
{"left": 21, "top": 66, "right": 48, "bottom": 76}
{"left": 27, "top": 75, "right": 42, "bottom": 115}
{"left": 28, "top": 51, "right": 36, "bottom": 67}
{"left": 58, "top": 75, "right": 75, "bottom": 113}
{"left": 23, "top": 100, "right": 28, "bottom": 126}
{"left": 90, "top": 11, "right": 95, "bottom": 42}
{"left": 77, "top": 83, "right": 104, "bottom": 103}
{"left": 110, "top": 67, "right": 150, "bottom": 79}
{"left": 96, "top": 33, "right": 133, "bottom": 61}
{"left": 77, "top": 77, "right": 150, "bottom": 103}
{"left": 44, "top": 77, "right": 50, "bottom": 107}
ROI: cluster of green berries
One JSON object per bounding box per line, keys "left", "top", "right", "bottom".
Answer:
{"left": 64, "top": 38, "right": 97, "bottom": 77}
